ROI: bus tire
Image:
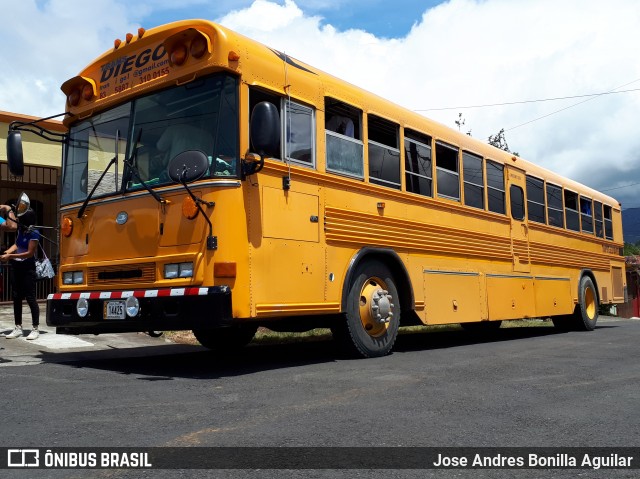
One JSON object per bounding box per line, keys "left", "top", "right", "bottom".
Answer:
{"left": 332, "top": 260, "right": 400, "bottom": 358}
{"left": 573, "top": 275, "right": 599, "bottom": 331}
{"left": 193, "top": 324, "right": 258, "bottom": 352}
{"left": 461, "top": 320, "right": 502, "bottom": 332}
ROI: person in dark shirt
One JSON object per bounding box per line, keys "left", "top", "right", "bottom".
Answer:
{"left": 1, "top": 208, "right": 40, "bottom": 340}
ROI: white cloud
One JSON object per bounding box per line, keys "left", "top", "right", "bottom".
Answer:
{"left": 1, "top": 0, "right": 639, "bottom": 207}
{"left": 218, "top": 0, "right": 640, "bottom": 206}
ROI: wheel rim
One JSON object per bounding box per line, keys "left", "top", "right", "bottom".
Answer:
{"left": 358, "top": 276, "right": 394, "bottom": 338}
{"left": 585, "top": 285, "right": 596, "bottom": 319}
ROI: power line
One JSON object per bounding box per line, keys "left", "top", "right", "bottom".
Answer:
{"left": 415, "top": 88, "right": 640, "bottom": 112}
{"left": 602, "top": 182, "right": 640, "bottom": 192}
{"left": 505, "top": 78, "right": 640, "bottom": 132}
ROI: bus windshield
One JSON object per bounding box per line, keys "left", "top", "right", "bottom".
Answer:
{"left": 61, "top": 73, "right": 239, "bottom": 206}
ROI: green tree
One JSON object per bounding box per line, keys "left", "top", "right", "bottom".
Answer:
{"left": 623, "top": 242, "right": 640, "bottom": 256}
{"left": 488, "top": 128, "right": 519, "bottom": 157}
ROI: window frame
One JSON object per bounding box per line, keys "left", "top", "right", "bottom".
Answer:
{"left": 526, "top": 175, "right": 546, "bottom": 224}
{"left": 462, "top": 151, "right": 484, "bottom": 210}
{"left": 546, "top": 182, "right": 564, "bottom": 228}
{"left": 283, "top": 98, "right": 316, "bottom": 168}
{"left": 486, "top": 159, "right": 506, "bottom": 215}
{"left": 564, "top": 189, "right": 580, "bottom": 232}
{"left": 580, "top": 196, "right": 594, "bottom": 235}
{"left": 435, "top": 141, "right": 460, "bottom": 201}
{"left": 367, "top": 114, "right": 401, "bottom": 190}
{"left": 404, "top": 133, "right": 433, "bottom": 197}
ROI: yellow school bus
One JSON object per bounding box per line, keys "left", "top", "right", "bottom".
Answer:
{"left": 6, "top": 20, "right": 626, "bottom": 357}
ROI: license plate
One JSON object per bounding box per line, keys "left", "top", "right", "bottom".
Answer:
{"left": 104, "top": 300, "right": 126, "bottom": 320}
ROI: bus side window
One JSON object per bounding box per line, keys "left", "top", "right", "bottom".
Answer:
{"left": 580, "top": 196, "right": 594, "bottom": 234}
{"left": 404, "top": 129, "right": 432, "bottom": 197}
{"left": 604, "top": 205, "right": 613, "bottom": 240}
{"left": 368, "top": 115, "right": 400, "bottom": 189}
{"left": 546, "top": 183, "right": 564, "bottom": 227}
{"left": 325, "top": 98, "right": 363, "bottom": 178}
{"left": 249, "top": 87, "right": 281, "bottom": 158}
{"left": 435, "top": 141, "right": 460, "bottom": 201}
{"left": 486, "top": 160, "right": 505, "bottom": 214}
{"left": 594, "top": 201, "right": 604, "bottom": 238}
{"left": 284, "top": 100, "right": 315, "bottom": 167}
{"left": 526, "top": 175, "right": 545, "bottom": 223}
{"left": 564, "top": 190, "right": 580, "bottom": 232}
{"left": 463, "top": 152, "right": 484, "bottom": 209}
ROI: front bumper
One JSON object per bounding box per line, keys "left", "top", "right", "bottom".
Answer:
{"left": 47, "top": 286, "right": 232, "bottom": 335}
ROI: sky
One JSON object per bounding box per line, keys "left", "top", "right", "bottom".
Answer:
{"left": 1, "top": 0, "right": 640, "bottom": 209}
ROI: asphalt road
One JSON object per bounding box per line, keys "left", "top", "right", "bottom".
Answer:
{"left": 1, "top": 313, "right": 639, "bottom": 479}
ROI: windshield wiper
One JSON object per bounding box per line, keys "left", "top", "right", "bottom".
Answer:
{"left": 123, "top": 128, "right": 165, "bottom": 205}
{"left": 78, "top": 129, "right": 120, "bottom": 218}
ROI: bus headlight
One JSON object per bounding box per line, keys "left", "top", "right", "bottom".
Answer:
{"left": 76, "top": 298, "right": 89, "bottom": 318}
{"left": 63, "top": 271, "right": 84, "bottom": 285}
{"left": 164, "top": 262, "right": 193, "bottom": 279}
{"left": 125, "top": 296, "right": 140, "bottom": 317}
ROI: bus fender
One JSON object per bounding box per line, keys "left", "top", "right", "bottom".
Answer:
{"left": 340, "top": 247, "right": 415, "bottom": 315}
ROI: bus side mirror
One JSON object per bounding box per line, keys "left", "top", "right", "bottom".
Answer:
{"left": 244, "top": 101, "right": 280, "bottom": 177}
{"left": 6, "top": 130, "right": 25, "bottom": 176}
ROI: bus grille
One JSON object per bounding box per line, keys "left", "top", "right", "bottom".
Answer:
{"left": 88, "top": 263, "right": 156, "bottom": 286}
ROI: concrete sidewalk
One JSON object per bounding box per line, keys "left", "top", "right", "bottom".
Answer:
{"left": 0, "top": 302, "right": 190, "bottom": 367}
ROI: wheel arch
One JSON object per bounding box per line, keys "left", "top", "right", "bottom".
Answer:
{"left": 340, "top": 247, "right": 414, "bottom": 315}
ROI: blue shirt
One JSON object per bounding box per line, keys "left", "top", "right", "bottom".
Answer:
{"left": 16, "top": 228, "right": 39, "bottom": 254}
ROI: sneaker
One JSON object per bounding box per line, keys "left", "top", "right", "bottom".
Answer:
{"left": 26, "top": 328, "right": 39, "bottom": 340}
{"left": 5, "top": 326, "right": 23, "bottom": 339}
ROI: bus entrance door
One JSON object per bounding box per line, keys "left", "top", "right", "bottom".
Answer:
{"left": 506, "top": 166, "right": 531, "bottom": 274}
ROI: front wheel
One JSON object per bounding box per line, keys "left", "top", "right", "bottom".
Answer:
{"left": 193, "top": 324, "right": 258, "bottom": 352}
{"left": 332, "top": 260, "right": 400, "bottom": 358}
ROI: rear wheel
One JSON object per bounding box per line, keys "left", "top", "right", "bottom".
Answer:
{"left": 193, "top": 324, "right": 258, "bottom": 352}
{"left": 574, "top": 276, "right": 599, "bottom": 331}
{"left": 332, "top": 260, "right": 400, "bottom": 358}
{"left": 552, "top": 276, "right": 599, "bottom": 331}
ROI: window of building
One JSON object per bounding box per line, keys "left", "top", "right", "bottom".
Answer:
{"left": 526, "top": 176, "right": 545, "bottom": 224}
{"left": 325, "top": 98, "right": 363, "bottom": 178}
{"left": 604, "top": 205, "right": 613, "bottom": 240}
{"left": 486, "top": 160, "right": 505, "bottom": 214}
{"left": 435, "top": 141, "right": 459, "bottom": 200}
{"left": 546, "top": 183, "right": 564, "bottom": 228}
{"left": 463, "top": 152, "right": 484, "bottom": 209}
{"left": 564, "top": 190, "right": 580, "bottom": 232}
{"left": 510, "top": 185, "right": 525, "bottom": 220}
{"left": 404, "top": 130, "right": 432, "bottom": 197}
{"left": 368, "top": 115, "right": 400, "bottom": 189}
{"left": 580, "top": 197, "right": 593, "bottom": 234}
{"left": 594, "top": 201, "right": 604, "bottom": 238}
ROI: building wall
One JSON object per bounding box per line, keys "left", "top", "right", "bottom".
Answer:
{"left": 0, "top": 111, "right": 65, "bottom": 300}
